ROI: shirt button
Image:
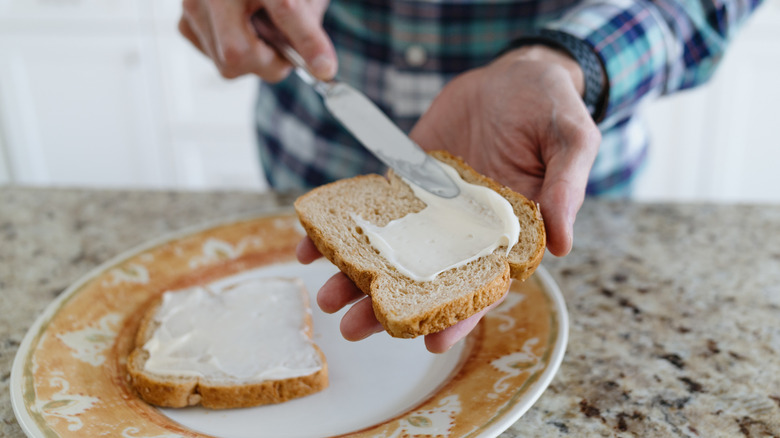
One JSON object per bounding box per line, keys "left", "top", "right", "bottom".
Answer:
{"left": 404, "top": 45, "right": 428, "bottom": 67}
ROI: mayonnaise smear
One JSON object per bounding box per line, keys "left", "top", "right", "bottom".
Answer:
{"left": 353, "top": 160, "right": 520, "bottom": 282}
{"left": 142, "top": 276, "right": 322, "bottom": 381}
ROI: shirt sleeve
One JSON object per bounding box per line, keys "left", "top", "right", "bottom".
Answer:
{"left": 543, "top": 0, "right": 765, "bottom": 127}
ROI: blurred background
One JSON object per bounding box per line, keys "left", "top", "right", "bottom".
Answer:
{"left": 0, "top": 0, "right": 778, "bottom": 202}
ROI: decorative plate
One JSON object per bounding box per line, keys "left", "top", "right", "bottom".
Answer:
{"left": 11, "top": 211, "right": 568, "bottom": 438}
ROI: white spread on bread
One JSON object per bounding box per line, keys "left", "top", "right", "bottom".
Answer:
{"left": 142, "top": 277, "right": 323, "bottom": 381}
{"left": 353, "top": 160, "right": 520, "bottom": 282}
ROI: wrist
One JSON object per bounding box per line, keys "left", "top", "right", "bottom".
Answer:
{"left": 498, "top": 30, "right": 608, "bottom": 121}
{"left": 501, "top": 45, "right": 586, "bottom": 97}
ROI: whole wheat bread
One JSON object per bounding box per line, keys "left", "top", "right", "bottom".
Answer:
{"left": 127, "top": 277, "right": 328, "bottom": 409}
{"left": 294, "top": 150, "right": 546, "bottom": 338}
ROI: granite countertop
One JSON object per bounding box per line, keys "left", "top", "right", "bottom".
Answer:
{"left": 1, "top": 186, "right": 779, "bottom": 437}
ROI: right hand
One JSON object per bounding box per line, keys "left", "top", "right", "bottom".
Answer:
{"left": 178, "top": 0, "right": 337, "bottom": 82}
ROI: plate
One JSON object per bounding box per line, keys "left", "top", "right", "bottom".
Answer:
{"left": 11, "top": 211, "right": 568, "bottom": 438}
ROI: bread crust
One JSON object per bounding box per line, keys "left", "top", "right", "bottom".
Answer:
{"left": 295, "top": 150, "right": 546, "bottom": 338}
{"left": 127, "top": 282, "right": 329, "bottom": 409}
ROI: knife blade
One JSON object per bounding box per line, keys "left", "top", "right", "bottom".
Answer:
{"left": 250, "top": 10, "right": 460, "bottom": 198}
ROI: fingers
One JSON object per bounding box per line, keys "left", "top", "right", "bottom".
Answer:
{"left": 316, "top": 272, "right": 382, "bottom": 341}
{"left": 539, "top": 180, "right": 577, "bottom": 257}
{"left": 317, "top": 268, "right": 507, "bottom": 349}
{"left": 340, "top": 296, "right": 384, "bottom": 341}
{"left": 424, "top": 310, "right": 484, "bottom": 353}
{"left": 178, "top": 17, "right": 209, "bottom": 58}
{"left": 300, "top": 240, "right": 375, "bottom": 338}
{"left": 296, "top": 237, "right": 322, "bottom": 264}
{"left": 179, "top": 0, "right": 331, "bottom": 81}
{"left": 207, "top": 0, "right": 291, "bottom": 80}
{"left": 424, "top": 291, "right": 507, "bottom": 353}
{"left": 180, "top": 0, "right": 220, "bottom": 60}
{"left": 316, "top": 272, "right": 363, "bottom": 313}
{"left": 264, "top": 0, "right": 337, "bottom": 79}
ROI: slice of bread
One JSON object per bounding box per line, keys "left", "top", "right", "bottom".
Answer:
{"left": 127, "top": 276, "right": 328, "bottom": 409}
{"left": 294, "top": 150, "right": 546, "bottom": 338}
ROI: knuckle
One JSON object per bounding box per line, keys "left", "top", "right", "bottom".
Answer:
{"left": 570, "top": 123, "right": 601, "bottom": 152}
{"left": 263, "top": 67, "right": 291, "bottom": 83}
{"left": 217, "top": 66, "right": 240, "bottom": 79}
{"left": 177, "top": 17, "right": 189, "bottom": 35}
{"left": 271, "top": 0, "right": 300, "bottom": 18}
{"left": 585, "top": 124, "right": 602, "bottom": 147}
{"left": 219, "top": 42, "right": 249, "bottom": 69}
{"left": 297, "top": 32, "right": 323, "bottom": 54}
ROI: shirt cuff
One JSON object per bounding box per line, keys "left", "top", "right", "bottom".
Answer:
{"left": 543, "top": 0, "right": 674, "bottom": 127}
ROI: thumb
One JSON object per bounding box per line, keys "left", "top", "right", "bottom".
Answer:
{"left": 539, "top": 122, "right": 600, "bottom": 256}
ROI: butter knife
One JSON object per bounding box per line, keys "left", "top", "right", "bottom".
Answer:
{"left": 251, "top": 10, "right": 460, "bottom": 198}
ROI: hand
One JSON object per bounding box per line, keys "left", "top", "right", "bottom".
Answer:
{"left": 411, "top": 45, "right": 601, "bottom": 257}
{"left": 296, "top": 237, "right": 505, "bottom": 353}
{"left": 309, "top": 46, "right": 600, "bottom": 353}
{"left": 178, "top": 0, "right": 337, "bottom": 81}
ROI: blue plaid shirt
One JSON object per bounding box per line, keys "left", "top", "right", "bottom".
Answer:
{"left": 255, "top": 0, "right": 762, "bottom": 197}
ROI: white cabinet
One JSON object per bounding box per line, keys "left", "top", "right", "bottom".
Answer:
{"left": 0, "top": 0, "right": 143, "bottom": 25}
{"left": 0, "top": 35, "right": 168, "bottom": 187}
{"left": 0, "top": 0, "right": 265, "bottom": 190}
{"left": 154, "top": 33, "right": 263, "bottom": 190}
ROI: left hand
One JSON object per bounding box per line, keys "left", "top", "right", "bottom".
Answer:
{"left": 297, "top": 237, "right": 504, "bottom": 353}
{"left": 305, "top": 45, "right": 601, "bottom": 353}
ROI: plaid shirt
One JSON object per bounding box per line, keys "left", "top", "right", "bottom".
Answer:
{"left": 255, "top": 0, "right": 762, "bottom": 196}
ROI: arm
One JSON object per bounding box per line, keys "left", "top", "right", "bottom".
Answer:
{"left": 320, "top": 0, "right": 765, "bottom": 352}
{"left": 541, "top": 0, "right": 765, "bottom": 127}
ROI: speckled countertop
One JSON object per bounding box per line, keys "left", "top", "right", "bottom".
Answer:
{"left": 1, "top": 187, "right": 779, "bottom": 437}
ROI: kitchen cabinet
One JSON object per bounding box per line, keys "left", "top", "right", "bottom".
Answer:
{"left": 0, "top": 0, "right": 265, "bottom": 190}
{"left": 153, "top": 33, "right": 262, "bottom": 190}
{"left": 0, "top": 35, "right": 167, "bottom": 187}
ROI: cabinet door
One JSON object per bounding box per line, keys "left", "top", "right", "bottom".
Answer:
{"left": 0, "top": 35, "right": 169, "bottom": 187}
{"left": 155, "top": 33, "right": 265, "bottom": 190}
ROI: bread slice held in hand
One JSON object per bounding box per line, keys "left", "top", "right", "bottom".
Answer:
{"left": 294, "top": 150, "right": 546, "bottom": 339}
{"left": 127, "top": 276, "right": 328, "bottom": 409}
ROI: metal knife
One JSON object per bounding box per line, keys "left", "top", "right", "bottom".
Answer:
{"left": 250, "top": 10, "right": 460, "bottom": 198}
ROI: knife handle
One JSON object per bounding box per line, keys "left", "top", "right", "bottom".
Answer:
{"left": 250, "top": 9, "right": 331, "bottom": 93}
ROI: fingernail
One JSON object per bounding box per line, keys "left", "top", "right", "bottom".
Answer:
{"left": 310, "top": 55, "right": 335, "bottom": 79}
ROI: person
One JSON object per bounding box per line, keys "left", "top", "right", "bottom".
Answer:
{"left": 178, "top": 0, "right": 763, "bottom": 352}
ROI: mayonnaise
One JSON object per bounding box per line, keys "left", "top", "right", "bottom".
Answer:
{"left": 142, "top": 277, "right": 322, "bottom": 381}
{"left": 353, "top": 160, "right": 520, "bottom": 282}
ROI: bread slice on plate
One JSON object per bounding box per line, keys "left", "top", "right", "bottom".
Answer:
{"left": 127, "top": 276, "right": 328, "bottom": 409}
{"left": 294, "top": 150, "right": 546, "bottom": 339}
